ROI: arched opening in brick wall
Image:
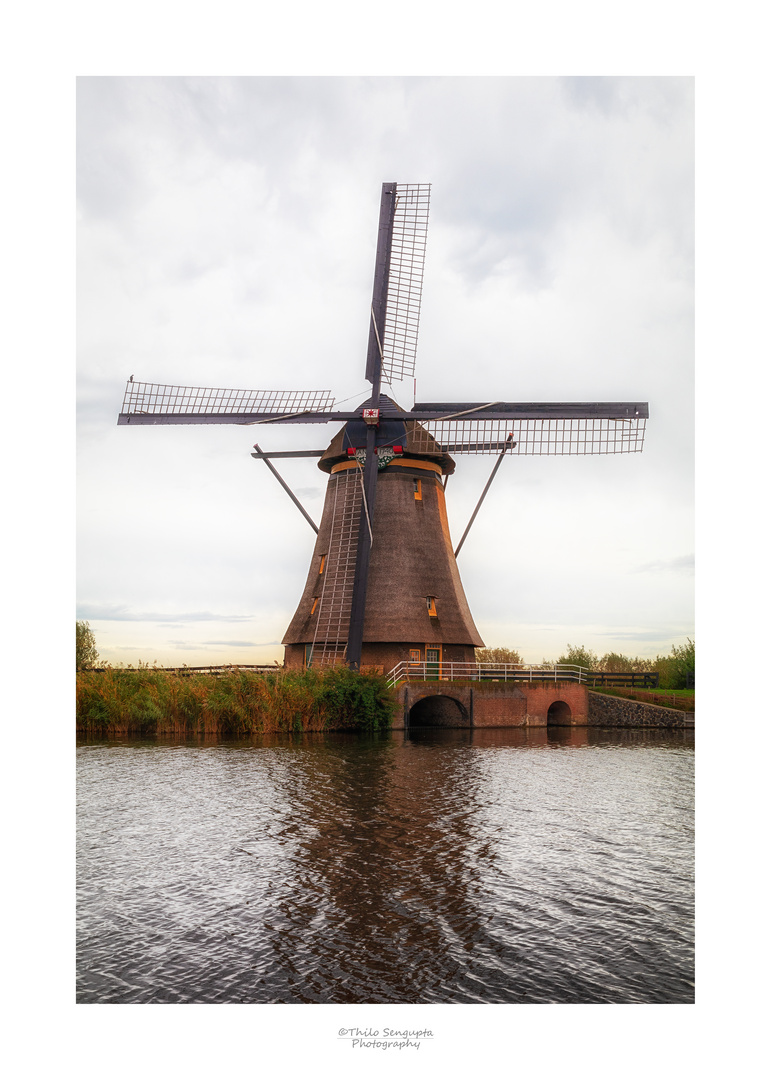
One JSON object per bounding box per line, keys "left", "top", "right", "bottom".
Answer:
{"left": 409, "top": 695, "right": 469, "bottom": 728}
{"left": 547, "top": 700, "right": 572, "bottom": 726}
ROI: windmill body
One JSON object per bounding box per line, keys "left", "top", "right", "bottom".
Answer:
{"left": 118, "top": 182, "right": 648, "bottom": 673}
{"left": 282, "top": 393, "right": 482, "bottom": 673}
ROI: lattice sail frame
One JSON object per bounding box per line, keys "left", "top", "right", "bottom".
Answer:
{"left": 411, "top": 416, "right": 647, "bottom": 455}
{"left": 380, "top": 183, "right": 431, "bottom": 383}
{"left": 121, "top": 381, "right": 335, "bottom": 417}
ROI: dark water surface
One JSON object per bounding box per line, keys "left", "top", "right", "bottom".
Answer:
{"left": 77, "top": 727, "right": 694, "bottom": 1004}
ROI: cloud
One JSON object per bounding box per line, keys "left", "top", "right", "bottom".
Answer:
{"left": 592, "top": 629, "right": 690, "bottom": 642}
{"left": 78, "top": 604, "right": 254, "bottom": 623}
{"left": 201, "top": 640, "right": 278, "bottom": 647}
{"left": 634, "top": 554, "right": 694, "bottom": 574}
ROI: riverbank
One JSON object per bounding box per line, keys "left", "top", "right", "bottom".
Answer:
{"left": 76, "top": 666, "right": 397, "bottom": 737}
{"left": 588, "top": 685, "right": 695, "bottom": 713}
{"left": 588, "top": 690, "right": 694, "bottom": 729}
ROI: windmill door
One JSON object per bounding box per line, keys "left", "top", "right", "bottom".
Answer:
{"left": 426, "top": 647, "right": 441, "bottom": 680}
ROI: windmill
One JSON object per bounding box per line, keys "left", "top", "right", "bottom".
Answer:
{"left": 118, "top": 182, "right": 648, "bottom": 674}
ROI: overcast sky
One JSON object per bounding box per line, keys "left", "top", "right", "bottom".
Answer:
{"left": 76, "top": 76, "right": 694, "bottom": 667}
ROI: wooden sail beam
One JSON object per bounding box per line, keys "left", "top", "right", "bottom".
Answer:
{"left": 119, "top": 402, "right": 648, "bottom": 425}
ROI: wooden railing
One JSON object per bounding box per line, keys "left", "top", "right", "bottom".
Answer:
{"left": 85, "top": 664, "right": 279, "bottom": 676}
{"left": 583, "top": 672, "right": 660, "bottom": 688}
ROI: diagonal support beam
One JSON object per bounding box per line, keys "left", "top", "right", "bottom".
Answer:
{"left": 454, "top": 434, "right": 515, "bottom": 558}
{"left": 251, "top": 449, "right": 324, "bottom": 459}
{"left": 252, "top": 442, "right": 318, "bottom": 534}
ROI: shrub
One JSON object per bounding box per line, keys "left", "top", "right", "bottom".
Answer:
{"left": 556, "top": 644, "right": 598, "bottom": 670}
{"left": 76, "top": 621, "right": 99, "bottom": 670}
{"left": 475, "top": 647, "right": 523, "bottom": 665}
{"left": 598, "top": 651, "right": 632, "bottom": 672}
{"left": 598, "top": 652, "right": 656, "bottom": 673}
{"left": 317, "top": 667, "right": 397, "bottom": 731}
{"left": 656, "top": 638, "right": 695, "bottom": 689}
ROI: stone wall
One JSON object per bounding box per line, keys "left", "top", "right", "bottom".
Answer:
{"left": 588, "top": 691, "right": 695, "bottom": 729}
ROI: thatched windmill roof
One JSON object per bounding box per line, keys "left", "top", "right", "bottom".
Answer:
{"left": 283, "top": 398, "right": 482, "bottom": 651}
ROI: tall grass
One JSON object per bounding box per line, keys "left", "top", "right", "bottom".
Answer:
{"left": 76, "top": 665, "right": 398, "bottom": 737}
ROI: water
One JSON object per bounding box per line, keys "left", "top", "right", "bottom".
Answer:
{"left": 77, "top": 727, "right": 694, "bottom": 1004}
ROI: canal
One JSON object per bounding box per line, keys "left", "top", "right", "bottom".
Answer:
{"left": 77, "top": 726, "right": 694, "bottom": 1004}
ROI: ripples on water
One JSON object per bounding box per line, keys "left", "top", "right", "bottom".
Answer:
{"left": 77, "top": 727, "right": 694, "bottom": 1004}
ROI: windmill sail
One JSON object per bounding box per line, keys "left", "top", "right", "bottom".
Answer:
{"left": 411, "top": 415, "right": 647, "bottom": 455}
{"left": 366, "top": 183, "right": 431, "bottom": 386}
{"left": 380, "top": 183, "right": 431, "bottom": 383}
{"left": 406, "top": 400, "right": 648, "bottom": 454}
{"left": 118, "top": 382, "right": 335, "bottom": 424}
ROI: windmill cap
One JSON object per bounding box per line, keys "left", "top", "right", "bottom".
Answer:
{"left": 317, "top": 394, "right": 456, "bottom": 474}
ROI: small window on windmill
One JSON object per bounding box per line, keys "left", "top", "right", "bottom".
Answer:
{"left": 426, "top": 596, "right": 438, "bottom": 618}
{"left": 310, "top": 597, "right": 319, "bottom": 614}
{"left": 414, "top": 478, "right": 422, "bottom": 501}
{"left": 409, "top": 648, "right": 421, "bottom": 665}
{"left": 319, "top": 554, "right": 326, "bottom": 574}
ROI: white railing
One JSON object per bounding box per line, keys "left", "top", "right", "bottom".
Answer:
{"left": 386, "top": 661, "right": 589, "bottom": 689}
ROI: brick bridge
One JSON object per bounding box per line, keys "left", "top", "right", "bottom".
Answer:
{"left": 395, "top": 680, "right": 589, "bottom": 729}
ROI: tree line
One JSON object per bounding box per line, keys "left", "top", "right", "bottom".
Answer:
{"left": 78, "top": 621, "right": 695, "bottom": 691}
{"left": 474, "top": 640, "right": 695, "bottom": 690}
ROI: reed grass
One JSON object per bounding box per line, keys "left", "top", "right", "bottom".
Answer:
{"left": 76, "top": 665, "right": 398, "bottom": 737}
